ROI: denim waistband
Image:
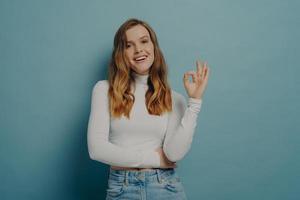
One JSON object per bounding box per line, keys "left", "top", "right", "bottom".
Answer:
{"left": 109, "top": 168, "right": 176, "bottom": 185}
{"left": 109, "top": 168, "right": 174, "bottom": 176}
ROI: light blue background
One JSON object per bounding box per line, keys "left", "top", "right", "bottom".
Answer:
{"left": 1, "top": 0, "right": 299, "bottom": 199}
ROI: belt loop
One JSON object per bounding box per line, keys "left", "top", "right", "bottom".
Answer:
{"left": 156, "top": 169, "right": 162, "bottom": 184}
{"left": 124, "top": 171, "right": 129, "bottom": 186}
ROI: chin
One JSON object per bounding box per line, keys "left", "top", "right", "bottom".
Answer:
{"left": 135, "top": 70, "right": 150, "bottom": 75}
{"left": 132, "top": 65, "right": 152, "bottom": 74}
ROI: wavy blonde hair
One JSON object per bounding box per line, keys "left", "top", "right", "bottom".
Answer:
{"left": 108, "top": 18, "right": 172, "bottom": 119}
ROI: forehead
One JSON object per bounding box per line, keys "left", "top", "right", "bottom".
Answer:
{"left": 125, "top": 25, "right": 150, "bottom": 41}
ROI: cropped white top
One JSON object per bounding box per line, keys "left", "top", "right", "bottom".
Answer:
{"left": 87, "top": 71, "right": 202, "bottom": 168}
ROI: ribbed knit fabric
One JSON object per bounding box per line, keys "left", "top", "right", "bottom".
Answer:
{"left": 87, "top": 71, "right": 202, "bottom": 168}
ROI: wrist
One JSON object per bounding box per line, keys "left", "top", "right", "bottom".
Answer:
{"left": 189, "top": 96, "right": 202, "bottom": 100}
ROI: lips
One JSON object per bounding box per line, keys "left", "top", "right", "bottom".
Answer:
{"left": 134, "top": 55, "right": 147, "bottom": 62}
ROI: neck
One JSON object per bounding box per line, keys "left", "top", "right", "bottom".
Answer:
{"left": 132, "top": 71, "right": 149, "bottom": 85}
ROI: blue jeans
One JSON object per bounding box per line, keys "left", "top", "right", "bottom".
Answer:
{"left": 105, "top": 168, "right": 188, "bottom": 200}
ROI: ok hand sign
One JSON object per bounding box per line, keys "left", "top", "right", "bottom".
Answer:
{"left": 183, "top": 60, "right": 210, "bottom": 100}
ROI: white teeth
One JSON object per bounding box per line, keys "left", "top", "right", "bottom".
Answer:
{"left": 134, "top": 56, "right": 147, "bottom": 61}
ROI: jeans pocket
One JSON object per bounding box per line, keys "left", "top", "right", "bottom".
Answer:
{"left": 162, "top": 172, "right": 184, "bottom": 193}
{"left": 106, "top": 179, "right": 125, "bottom": 198}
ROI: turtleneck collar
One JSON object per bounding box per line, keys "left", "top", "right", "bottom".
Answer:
{"left": 132, "top": 71, "right": 149, "bottom": 85}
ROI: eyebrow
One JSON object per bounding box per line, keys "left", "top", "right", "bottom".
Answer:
{"left": 126, "top": 35, "right": 149, "bottom": 43}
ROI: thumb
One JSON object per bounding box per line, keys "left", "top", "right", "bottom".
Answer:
{"left": 183, "top": 73, "right": 189, "bottom": 87}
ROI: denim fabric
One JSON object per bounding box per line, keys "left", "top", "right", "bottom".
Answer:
{"left": 105, "top": 168, "right": 188, "bottom": 200}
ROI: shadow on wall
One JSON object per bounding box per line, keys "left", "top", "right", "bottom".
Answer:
{"left": 69, "top": 52, "right": 111, "bottom": 199}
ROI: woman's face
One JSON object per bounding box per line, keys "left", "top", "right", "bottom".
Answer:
{"left": 124, "top": 25, "right": 154, "bottom": 75}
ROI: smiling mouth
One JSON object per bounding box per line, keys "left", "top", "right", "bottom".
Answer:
{"left": 134, "top": 55, "right": 147, "bottom": 63}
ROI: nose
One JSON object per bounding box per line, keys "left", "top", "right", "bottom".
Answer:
{"left": 134, "top": 44, "right": 143, "bottom": 53}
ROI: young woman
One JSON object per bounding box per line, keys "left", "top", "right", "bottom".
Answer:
{"left": 87, "top": 18, "right": 210, "bottom": 200}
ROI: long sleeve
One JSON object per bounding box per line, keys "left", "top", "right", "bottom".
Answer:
{"left": 163, "top": 92, "right": 202, "bottom": 162}
{"left": 87, "top": 80, "right": 160, "bottom": 168}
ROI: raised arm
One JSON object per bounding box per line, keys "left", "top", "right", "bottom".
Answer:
{"left": 162, "top": 93, "right": 202, "bottom": 162}
{"left": 87, "top": 80, "right": 160, "bottom": 168}
{"left": 163, "top": 60, "right": 210, "bottom": 162}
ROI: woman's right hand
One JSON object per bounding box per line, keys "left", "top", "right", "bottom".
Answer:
{"left": 155, "top": 147, "right": 177, "bottom": 168}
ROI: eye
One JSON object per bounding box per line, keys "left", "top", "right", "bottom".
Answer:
{"left": 125, "top": 44, "right": 131, "bottom": 48}
{"left": 142, "top": 40, "right": 148, "bottom": 43}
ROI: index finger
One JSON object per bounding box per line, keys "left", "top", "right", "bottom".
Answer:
{"left": 196, "top": 60, "right": 203, "bottom": 75}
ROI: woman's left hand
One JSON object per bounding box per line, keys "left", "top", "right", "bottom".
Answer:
{"left": 183, "top": 60, "right": 210, "bottom": 100}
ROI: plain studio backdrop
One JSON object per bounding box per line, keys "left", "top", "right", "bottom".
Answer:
{"left": 0, "top": 0, "right": 299, "bottom": 199}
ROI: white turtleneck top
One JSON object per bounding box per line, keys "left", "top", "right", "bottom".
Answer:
{"left": 87, "top": 72, "right": 203, "bottom": 168}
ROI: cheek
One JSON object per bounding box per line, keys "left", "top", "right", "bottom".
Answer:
{"left": 149, "top": 44, "right": 155, "bottom": 56}
{"left": 149, "top": 47, "right": 155, "bottom": 59}
{"left": 125, "top": 50, "right": 133, "bottom": 60}
{"left": 124, "top": 53, "right": 132, "bottom": 66}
